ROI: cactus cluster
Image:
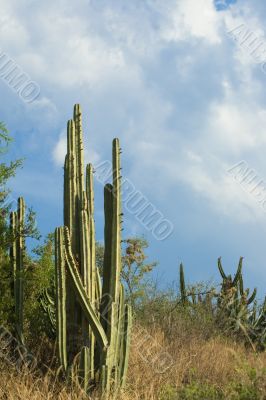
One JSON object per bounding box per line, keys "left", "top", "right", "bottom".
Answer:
{"left": 54, "top": 104, "right": 132, "bottom": 395}
{"left": 217, "top": 257, "right": 265, "bottom": 350}
{"left": 8, "top": 105, "right": 132, "bottom": 396}
{"left": 10, "top": 197, "right": 25, "bottom": 344}
{"left": 179, "top": 259, "right": 266, "bottom": 350}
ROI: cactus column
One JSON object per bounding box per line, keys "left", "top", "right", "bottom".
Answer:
{"left": 10, "top": 197, "right": 25, "bottom": 344}
{"left": 55, "top": 104, "right": 132, "bottom": 396}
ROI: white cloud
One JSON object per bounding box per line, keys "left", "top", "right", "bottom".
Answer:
{"left": 53, "top": 131, "right": 100, "bottom": 167}
{"left": 158, "top": 0, "right": 223, "bottom": 44}
{"left": 53, "top": 131, "right": 66, "bottom": 166}
{"left": 1, "top": 0, "right": 266, "bottom": 292}
{"left": 207, "top": 101, "right": 266, "bottom": 154}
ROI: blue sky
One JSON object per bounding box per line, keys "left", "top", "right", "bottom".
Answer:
{"left": 214, "top": 0, "right": 237, "bottom": 11}
{"left": 1, "top": 0, "right": 266, "bottom": 298}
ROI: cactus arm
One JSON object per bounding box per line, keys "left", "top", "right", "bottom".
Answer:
{"left": 96, "top": 267, "right": 102, "bottom": 304}
{"left": 86, "top": 164, "right": 94, "bottom": 216}
{"left": 79, "top": 346, "right": 90, "bottom": 393}
{"left": 110, "top": 139, "right": 122, "bottom": 305}
{"left": 9, "top": 198, "right": 25, "bottom": 344}
{"left": 233, "top": 257, "right": 243, "bottom": 286}
{"left": 70, "top": 119, "right": 78, "bottom": 252}
{"left": 247, "top": 288, "right": 257, "bottom": 305}
{"left": 55, "top": 227, "right": 68, "bottom": 372}
{"left": 63, "top": 227, "right": 108, "bottom": 350}
{"left": 64, "top": 156, "right": 70, "bottom": 229}
{"left": 101, "top": 184, "right": 113, "bottom": 333}
{"left": 66, "top": 120, "right": 78, "bottom": 252}
{"left": 86, "top": 164, "right": 97, "bottom": 381}
{"left": 10, "top": 211, "right": 17, "bottom": 295}
{"left": 239, "top": 274, "right": 244, "bottom": 296}
{"left": 16, "top": 197, "right": 25, "bottom": 343}
{"left": 218, "top": 257, "right": 227, "bottom": 280}
{"left": 86, "top": 163, "right": 96, "bottom": 305}
{"left": 120, "top": 304, "right": 132, "bottom": 388}
{"left": 109, "top": 284, "right": 126, "bottom": 390}
{"left": 64, "top": 120, "right": 80, "bottom": 363}
{"left": 77, "top": 191, "right": 94, "bottom": 378}
{"left": 117, "top": 284, "right": 126, "bottom": 383}
{"left": 105, "top": 302, "right": 119, "bottom": 370}
{"left": 79, "top": 192, "right": 91, "bottom": 295}
{"left": 44, "top": 288, "right": 55, "bottom": 306}
{"left": 74, "top": 104, "right": 85, "bottom": 201}
{"left": 100, "top": 365, "right": 109, "bottom": 395}
{"left": 89, "top": 216, "right": 96, "bottom": 300}
{"left": 39, "top": 290, "right": 56, "bottom": 336}
{"left": 179, "top": 263, "right": 186, "bottom": 305}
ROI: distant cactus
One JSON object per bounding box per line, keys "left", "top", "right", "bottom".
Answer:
{"left": 10, "top": 197, "right": 25, "bottom": 344}
{"left": 178, "top": 258, "right": 265, "bottom": 351}
{"left": 216, "top": 257, "right": 264, "bottom": 350}
{"left": 179, "top": 263, "right": 187, "bottom": 305}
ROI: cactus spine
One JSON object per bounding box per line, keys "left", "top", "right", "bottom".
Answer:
{"left": 10, "top": 197, "right": 25, "bottom": 344}
{"left": 55, "top": 105, "right": 132, "bottom": 396}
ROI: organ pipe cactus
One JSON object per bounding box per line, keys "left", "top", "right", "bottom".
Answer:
{"left": 10, "top": 197, "right": 25, "bottom": 344}
{"left": 179, "top": 263, "right": 187, "bottom": 305}
{"left": 55, "top": 105, "right": 132, "bottom": 396}
{"left": 218, "top": 256, "right": 243, "bottom": 292}
{"left": 218, "top": 257, "right": 257, "bottom": 305}
{"left": 178, "top": 259, "right": 265, "bottom": 350}
{"left": 217, "top": 257, "right": 265, "bottom": 350}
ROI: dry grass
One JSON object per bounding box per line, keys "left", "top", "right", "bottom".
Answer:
{"left": 125, "top": 323, "right": 266, "bottom": 399}
{"left": 0, "top": 321, "right": 265, "bottom": 399}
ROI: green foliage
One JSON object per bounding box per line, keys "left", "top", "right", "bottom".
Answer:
{"left": 0, "top": 123, "right": 23, "bottom": 253}
{"left": 26, "top": 233, "right": 55, "bottom": 339}
{"left": 95, "top": 241, "right": 104, "bottom": 274}
{"left": 0, "top": 124, "right": 39, "bottom": 330}
{"left": 0, "top": 253, "right": 12, "bottom": 326}
{"left": 32, "top": 233, "right": 55, "bottom": 287}
{"left": 159, "top": 367, "right": 266, "bottom": 400}
{"left": 121, "top": 237, "right": 157, "bottom": 307}
{"left": 176, "top": 382, "right": 222, "bottom": 400}
{"left": 0, "top": 122, "right": 9, "bottom": 138}
{"left": 175, "top": 381, "right": 263, "bottom": 400}
{"left": 96, "top": 237, "right": 157, "bottom": 308}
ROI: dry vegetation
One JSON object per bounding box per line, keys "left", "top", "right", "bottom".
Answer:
{"left": 1, "top": 308, "right": 265, "bottom": 400}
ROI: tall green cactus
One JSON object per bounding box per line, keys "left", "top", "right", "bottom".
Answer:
{"left": 55, "top": 105, "right": 132, "bottom": 396}
{"left": 10, "top": 197, "right": 25, "bottom": 344}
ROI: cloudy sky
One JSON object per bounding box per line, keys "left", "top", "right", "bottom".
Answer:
{"left": 1, "top": 0, "right": 266, "bottom": 297}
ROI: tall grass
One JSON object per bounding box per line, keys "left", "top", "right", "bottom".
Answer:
{"left": 1, "top": 301, "right": 265, "bottom": 399}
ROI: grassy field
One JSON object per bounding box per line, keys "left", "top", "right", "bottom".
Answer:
{"left": 1, "top": 308, "right": 265, "bottom": 400}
